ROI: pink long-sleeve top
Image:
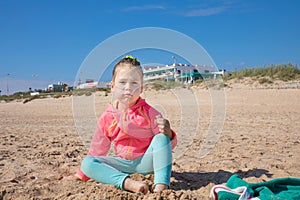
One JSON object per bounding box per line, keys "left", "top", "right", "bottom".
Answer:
{"left": 76, "top": 98, "right": 177, "bottom": 181}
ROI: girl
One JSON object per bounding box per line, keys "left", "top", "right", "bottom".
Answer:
{"left": 65, "top": 56, "right": 177, "bottom": 194}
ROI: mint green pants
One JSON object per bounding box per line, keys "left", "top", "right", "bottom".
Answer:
{"left": 81, "top": 134, "right": 172, "bottom": 190}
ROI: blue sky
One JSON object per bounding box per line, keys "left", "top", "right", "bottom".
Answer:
{"left": 0, "top": 0, "right": 299, "bottom": 93}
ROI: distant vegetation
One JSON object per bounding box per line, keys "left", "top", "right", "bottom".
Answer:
{"left": 0, "top": 88, "right": 111, "bottom": 103}
{"left": 72, "top": 87, "right": 110, "bottom": 96}
{"left": 223, "top": 63, "right": 300, "bottom": 82}
{"left": 1, "top": 63, "right": 299, "bottom": 103}
{"left": 144, "top": 80, "right": 183, "bottom": 91}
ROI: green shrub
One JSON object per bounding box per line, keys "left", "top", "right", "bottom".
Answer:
{"left": 23, "top": 95, "right": 40, "bottom": 104}
{"left": 224, "top": 63, "right": 300, "bottom": 81}
{"left": 144, "top": 80, "right": 183, "bottom": 91}
{"left": 72, "top": 88, "right": 110, "bottom": 96}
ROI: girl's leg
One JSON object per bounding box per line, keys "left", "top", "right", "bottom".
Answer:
{"left": 135, "top": 134, "right": 172, "bottom": 187}
{"left": 81, "top": 156, "right": 131, "bottom": 189}
{"left": 81, "top": 156, "right": 149, "bottom": 193}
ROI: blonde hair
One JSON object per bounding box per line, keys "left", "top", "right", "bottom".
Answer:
{"left": 112, "top": 56, "right": 143, "bottom": 83}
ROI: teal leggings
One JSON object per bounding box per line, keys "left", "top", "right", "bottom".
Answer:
{"left": 81, "top": 134, "right": 172, "bottom": 190}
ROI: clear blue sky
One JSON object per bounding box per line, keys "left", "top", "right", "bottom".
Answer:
{"left": 0, "top": 0, "right": 299, "bottom": 93}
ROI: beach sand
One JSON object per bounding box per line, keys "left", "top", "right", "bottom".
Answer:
{"left": 1, "top": 83, "right": 300, "bottom": 199}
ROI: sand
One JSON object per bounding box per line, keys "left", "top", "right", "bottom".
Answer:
{"left": 1, "top": 82, "right": 300, "bottom": 199}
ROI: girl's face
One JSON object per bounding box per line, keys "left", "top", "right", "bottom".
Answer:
{"left": 111, "top": 65, "right": 143, "bottom": 108}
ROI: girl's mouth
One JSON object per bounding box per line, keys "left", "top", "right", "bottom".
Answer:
{"left": 123, "top": 94, "right": 132, "bottom": 97}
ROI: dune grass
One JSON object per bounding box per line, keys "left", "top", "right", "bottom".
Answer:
{"left": 224, "top": 63, "right": 300, "bottom": 82}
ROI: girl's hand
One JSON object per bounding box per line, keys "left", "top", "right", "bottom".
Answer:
{"left": 155, "top": 116, "right": 173, "bottom": 139}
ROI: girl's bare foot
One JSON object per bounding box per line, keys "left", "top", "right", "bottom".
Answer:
{"left": 62, "top": 174, "right": 80, "bottom": 181}
{"left": 153, "top": 184, "right": 169, "bottom": 192}
{"left": 123, "top": 178, "right": 149, "bottom": 195}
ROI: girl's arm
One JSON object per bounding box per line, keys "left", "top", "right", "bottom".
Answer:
{"left": 74, "top": 114, "right": 112, "bottom": 181}
{"left": 148, "top": 105, "right": 177, "bottom": 149}
{"left": 87, "top": 118, "right": 111, "bottom": 156}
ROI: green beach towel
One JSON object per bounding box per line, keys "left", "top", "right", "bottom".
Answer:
{"left": 210, "top": 174, "right": 300, "bottom": 200}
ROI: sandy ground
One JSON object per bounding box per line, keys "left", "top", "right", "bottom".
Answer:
{"left": 1, "top": 82, "right": 300, "bottom": 199}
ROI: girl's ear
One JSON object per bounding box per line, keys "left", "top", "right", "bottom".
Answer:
{"left": 140, "top": 84, "right": 143, "bottom": 93}
{"left": 110, "top": 81, "right": 114, "bottom": 91}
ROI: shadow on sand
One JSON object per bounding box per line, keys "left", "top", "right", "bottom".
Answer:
{"left": 171, "top": 168, "right": 273, "bottom": 191}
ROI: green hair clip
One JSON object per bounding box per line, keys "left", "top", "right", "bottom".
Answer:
{"left": 125, "top": 55, "right": 140, "bottom": 63}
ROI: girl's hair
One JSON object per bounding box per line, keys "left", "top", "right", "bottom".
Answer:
{"left": 112, "top": 56, "right": 143, "bottom": 82}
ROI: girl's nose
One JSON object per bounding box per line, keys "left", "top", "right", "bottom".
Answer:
{"left": 124, "top": 82, "right": 131, "bottom": 90}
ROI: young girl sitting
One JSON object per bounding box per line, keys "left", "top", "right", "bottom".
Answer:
{"left": 65, "top": 56, "right": 177, "bottom": 194}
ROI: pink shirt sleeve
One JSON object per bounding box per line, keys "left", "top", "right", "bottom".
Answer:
{"left": 75, "top": 111, "right": 112, "bottom": 181}
{"left": 87, "top": 115, "right": 111, "bottom": 156}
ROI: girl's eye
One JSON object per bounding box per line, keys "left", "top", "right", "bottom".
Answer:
{"left": 132, "top": 82, "right": 138, "bottom": 85}
{"left": 119, "top": 81, "right": 126, "bottom": 84}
